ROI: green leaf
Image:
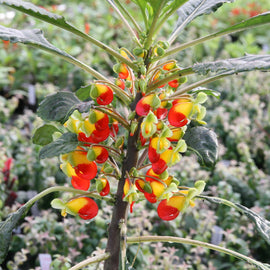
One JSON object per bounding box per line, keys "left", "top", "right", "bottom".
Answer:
{"left": 193, "top": 54, "right": 270, "bottom": 76}
{"left": 75, "top": 85, "right": 92, "bottom": 101}
{"left": 169, "top": 0, "right": 234, "bottom": 42}
{"left": 37, "top": 92, "right": 92, "bottom": 124}
{"left": 0, "top": 205, "right": 30, "bottom": 263}
{"left": 184, "top": 126, "right": 218, "bottom": 167}
{"left": 32, "top": 124, "right": 60, "bottom": 146}
{"left": 200, "top": 195, "right": 270, "bottom": 245}
{"left": 0, "top": 0, "right": 135, "bottom": 70}
{"left": 0, "top": 24, "right": 75, "bottom": 60}
{"left": 39, "top": 132, "right": 78, "bottom": 159}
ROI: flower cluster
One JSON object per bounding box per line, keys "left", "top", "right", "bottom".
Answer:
{"left": 52, "top": 52, "right": 207, "bottom": 221}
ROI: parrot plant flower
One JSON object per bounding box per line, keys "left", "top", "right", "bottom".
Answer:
{"left": 2, "top": 0, "right": 269, "bottom": 269}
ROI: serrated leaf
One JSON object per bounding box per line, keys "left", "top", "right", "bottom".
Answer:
{"left": 32, "top": 124, "right": 60, "bottom": 146}
{"left": 184, "top": 126, "right": 218, "bottom": 167}
{"left": 169, "top": 0, "right": 234, "bottom": 42}
{"left": 0, "top": 204, "right": 30, "bottom": 263}
{"left": 200, "top": 195, "right": 270, "bottom": 245}
{"left": 193, "top": 54, "right": 270, "bottom": 76}
{"left": 0, "top": 0, "right": 83, "bottom": 37}
{"left": 37, "top": 92, "right": 83, "bottom": 123}
{"left": 39, "top": 132, "right": 78, "bottom": 159}
{"left": 0, "top": 24, "right": 75, "bottom": 60}
{"left": 75, "top": 85, "right": 92, "bottom": 101}
{"left": 0, "top": 0, "right": 133, "bottom": 72}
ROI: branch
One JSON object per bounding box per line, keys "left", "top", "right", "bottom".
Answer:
{"left": 69, "top": 253, "right": 110, "bottom": 270}
{"left": 127, "top": 236, "right": 270, "bottom": 270}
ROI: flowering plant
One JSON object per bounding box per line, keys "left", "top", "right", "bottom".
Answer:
{"left": 1, "top": 0, "right": 270, "bottom": 269}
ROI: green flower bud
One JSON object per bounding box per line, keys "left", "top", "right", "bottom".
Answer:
{"left": 157, "top": 40, "right": 169, "bottom": 49}
{"left": 156, "top": 46, "right": 165, "bottom": 56}
{"left": 133, "top": 47, "right": 144, "bottom": 57}
{"left": 139, "top": 79, "right": 147, "bottom": 93}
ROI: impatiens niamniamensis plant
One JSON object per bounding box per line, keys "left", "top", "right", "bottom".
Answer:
{"left": 1, "top": 0, "right": 270, "bottom": 269}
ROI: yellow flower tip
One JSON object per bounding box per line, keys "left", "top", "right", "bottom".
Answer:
{"left": 61, "top": 209, "right": 67, "bottom": 218}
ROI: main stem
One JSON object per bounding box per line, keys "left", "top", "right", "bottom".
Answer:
{"left": 104, "top": 93, "right": 142, "bottom": 270}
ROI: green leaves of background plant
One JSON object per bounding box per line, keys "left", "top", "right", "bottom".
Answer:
{"left": 39, "top": 132, "right": 78, "bottom": 159}
{"left": 169, "top": 0, "right": 234, "bottom": 43}
{"left": 199, "top": 195, "right": 270, "bottom": 245}
{"left": 0, "top": 205, "right": 30, "bottom": 264}
{"left": 184, "top": 126, "right": 218, "bottom": 167}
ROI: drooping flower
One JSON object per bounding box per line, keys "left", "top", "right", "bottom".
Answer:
{"left": 52, "top": 197, "right": 98, "bottom": 220}
{"left": 87, "top": 146, "right": 109, "bottom": 164}
{"left": 123, "top": 178, "right": 138, "bottom": 212}
{"left": 168, "top": 100, "right": 193, "bottom": 127}
{"left": 96, "top": 177, "right": 110, "bottom": 196}
{"left": 90, "top": 83, "right": 114, "bottom": 105}
{"left": 136, "top": 94, "right": 161, "bottom": 116}
{"left": 157, "top": 191, "right": 195, "bottom": 221}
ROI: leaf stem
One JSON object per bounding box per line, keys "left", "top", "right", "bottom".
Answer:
{"left": 147, "top": 67, "right": 194, "bottom": 92}
{"left": 156, "top": 12, "right": 270, "bottom": 61}
{"left": 25, "top": 186, "right": 112, "bottom": 209}
{"left": 126, "top": 236, "right": 270, "bottom": 270}
{"left": 169, "top": 74, "right": 229, "bottom": 98}
{"left": 69, "top": 253, "right": 111, "bottom": 270}
{"left": 94, "top": 106, "right": 129, "bottom": 130}
{"left": 94, "top": 80, "right": 132, "bottom": 104}
{"left": 114, "top": 0, "right": 142, "bottom": 33}
{"left": 144, "top": 1, "right": 166, "bottom": 49}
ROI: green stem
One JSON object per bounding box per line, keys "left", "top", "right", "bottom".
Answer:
{"left": 29, "top": 44, "right": 108, "bottom": 81}
{"left": 71, "top": 29, "right": 137, "bottom": 70}
{"left": 152, "top": 0, "right": 190, "bottom": 43}
{"left": 144, "top": 1, "right": 166, "bottom": 49}
{"left": 156, "top": 14, "right": 270, "bottom": 61}
{"left": 69, "top": 253, "right": 110, "bottom": 270}
{"left": 147, "top": 67, "right": 194, "bottom": 92}
{"left": 169, "top": 73, "right": 229, "bottom": 98}
{"left": 25, "top": 186, "right": 113, "bottom": 209}
{"left": 95, "top": 80, "right": 132, "bottom": 104}
{"left": 94, "top": 106, "right": 129, "bottom": 130}
{"left": 114, "top": 0, "right": 142, "bottom": 33}
{"left": 167, "top": 0, "right": 205, "bottom": 45}
{"left": 107, "top": 0, "right": 142, "bottom": 47}
{"left": 127, "top": 236, "right": 270, "bottom": 270}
